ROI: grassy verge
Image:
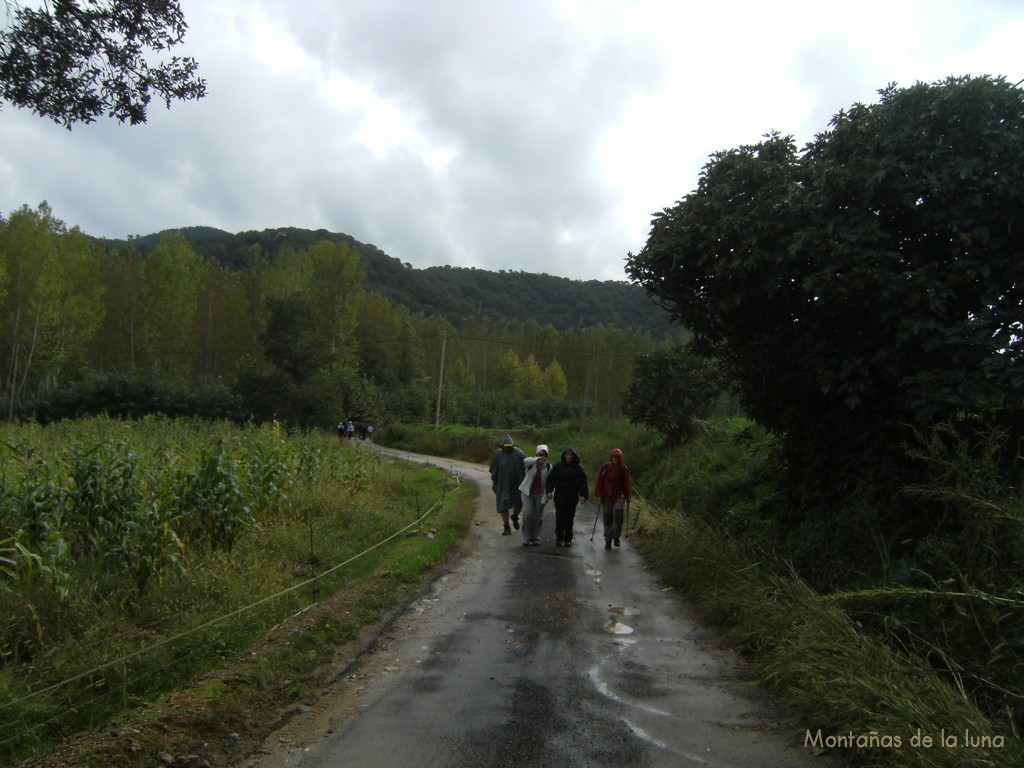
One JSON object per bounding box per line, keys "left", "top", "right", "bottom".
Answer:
{"left": 631, "top": 501, "right": 1018, "bottom": 767}
{"left": 2, "top": 420, "right": 477, "bottom": 767}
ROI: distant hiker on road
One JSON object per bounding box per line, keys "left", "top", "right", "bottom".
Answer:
{"left": 519, "top": 445, "right": 551, "bottom": 547}
{"left": 594, "top": 448, "right": 632, "bottom": 550}
{"left": 489, "top": 435, "right": 526, "bottom": 536}
{"left": 546, "top": 446, "right": 588, "bottom": 547}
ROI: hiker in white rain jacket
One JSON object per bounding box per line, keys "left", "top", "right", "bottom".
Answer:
{"left": 518, "top": 445, "right": 551, "bottom": 547}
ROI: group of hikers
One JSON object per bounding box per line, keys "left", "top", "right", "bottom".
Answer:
{"left": 336, "top": 419, "right": 374, "bottom": 441}
{"left": 488, "top": 435, "right": 632, "bottom": 550}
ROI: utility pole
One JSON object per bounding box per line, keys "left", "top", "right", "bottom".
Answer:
{"left": 434, "top": 331, "right": 447, "bottom": 428}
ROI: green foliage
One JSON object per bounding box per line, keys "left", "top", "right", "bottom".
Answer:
{"left": 0, "top": 0, "right": 206, "bottom": 126}
{"left": 1, "top": 208, "right": 666, "bottom": 430}
{"left": 627, "top": 75, "right": 1024, "bottom": 572}
{"left": 852, "top": 423, "right": 1024, "bottom": 729}
{"left": 0, "top": 417, "right": 475, "bottom": 763}
{"left": 108, "top": 226, "right": 678, "bottom": 338}
{"left": 138, "top": 233, "right": 202, "bottom": 382}
{"left": 174, "top": 443, "right": 255, "bottom": 552}
{"left": 25, "top": 372, "right": 246, "bottom": 423}
{"left": 632, "top": 506, "right": 1016, "bottom": 768}
{"left": 376, "top": 422, "right": 504, "bottom": 464}
{"left": 622, "top": 342, "right": 727, "bottom": 444}
{"left": 261, "top": 295, "right": 328, "bottom": 382}
{"left": 631, "top": 414, "right": 1024, "bottom": 753}
{"left": 0, "top": 531, "right": 49, "bottom": 590}
{"left": 0, "top": 203, "right": 105, "bottom": 419}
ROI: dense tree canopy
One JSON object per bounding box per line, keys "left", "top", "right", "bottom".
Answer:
{"left": 623, "top": 343, "right": 725, "bottom": 444}
{"left": 112, "top": 227, "right": 677, "bottom": 338}
{"left": 1, "top": 204, "right": 660, "bottom": 429}
{"left": 627, "top": 75, "right": 1024, "bottom": 499}
{"left": 0, "top": 0, "right": 205, "bottom": 126}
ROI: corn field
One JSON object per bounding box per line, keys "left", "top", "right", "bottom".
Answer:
{"left": 0, "top": 415, "right": 394, "bottom": 762}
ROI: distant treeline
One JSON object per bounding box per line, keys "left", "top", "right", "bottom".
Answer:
{"left": 108, "top": 226, "right": 677, "bottom": 338}
{"left": 1, "top": 205, "right": 681, "bottom": 427}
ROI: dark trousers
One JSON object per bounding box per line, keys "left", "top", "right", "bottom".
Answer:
{"left": 601, "top": 499, "right": 625, "bottom": 541}
{"left": 554, "top": 496, "right": 579, "bottom": 543}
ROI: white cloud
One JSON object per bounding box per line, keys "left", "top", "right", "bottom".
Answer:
{"left": 1, "top": 0, "right": 1022, "bottom": 282}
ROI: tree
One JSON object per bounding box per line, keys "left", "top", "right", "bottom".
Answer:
{"left": 36, "top": 225, "right": 105, "bottom": 378}
{"left": 626, "top": 75, "right": 1024, "bottom": 506}
{"left": 137, "top": 233, "right": 201, "bottom": 381}
{"left": 307, "top": 241, "right": 364, "bottom": 371}
{"left": 541, "top": 359, "right": 568, "bottom": 399}
{"left": 0, "top": 0, "right": 205, "bottom": 127}
{"left": 260, "top": 294, "right": 326, "bottom": 383}
{"left": 1, "top": 203, "right": 59, "bottom": 416}
{"left": 623, "top": 344, "right": 725, "bottom": 444}
{"left": 90, "top": 243, "right": 142, "bottom": 373}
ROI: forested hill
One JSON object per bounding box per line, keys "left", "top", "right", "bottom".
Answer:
{"left": 104, "top": 226, "right": 678, "bottom": 338}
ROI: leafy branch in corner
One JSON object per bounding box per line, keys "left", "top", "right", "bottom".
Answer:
{"left": 0, "top": 0, "right": 206, "bottom": 127}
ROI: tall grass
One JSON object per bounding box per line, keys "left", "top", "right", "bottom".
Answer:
{"left": 0, "top": 417, "right": 476, "bottom": 764}
{"left": 632, "top": 504, "right": 1017, "bottom": 767}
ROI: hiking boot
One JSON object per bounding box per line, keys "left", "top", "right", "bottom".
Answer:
{"left": 614, "top": 538, "right": 621, "bottom": 547}
{"left": 564, "top": 540, "right": 572, "bottom": 547}
{"left": 555, "top": 539, "right": 563, "bottom": 547}
{"left": 502, "top": 525, "right": 512, "bottom": 536}
{"left": 511, "top": 515, "right": 520, "bottom": 530}
{"left": 605, "top": 540, "right": 612, "bottom": 550}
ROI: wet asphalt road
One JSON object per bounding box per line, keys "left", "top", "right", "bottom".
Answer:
{"left": 240, "top": 448, "right": 827, "bottom": 768}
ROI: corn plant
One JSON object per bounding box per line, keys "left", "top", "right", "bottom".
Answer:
{"left": 176, "top": 443, "right": 255, "bottom": 552}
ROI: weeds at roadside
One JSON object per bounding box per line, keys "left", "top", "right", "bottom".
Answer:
{"left": 632, "top": 502, "right": 1020, "bottom": 768}
{"left": 1, "top": 419, "right": 477, "bottom": 766}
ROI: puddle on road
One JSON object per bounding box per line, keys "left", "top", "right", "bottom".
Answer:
{"left": 608, "top": 605, "right": 639, "bottom": 617}
{"left": 603, "top": 605, "right": 638, "bottom": 634}
{"left": 604, "top": 616, "right": 634, "bottom": 635}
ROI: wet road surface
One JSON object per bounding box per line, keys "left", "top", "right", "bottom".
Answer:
{"left": 238, "top": 448, "right": 827, "bottom": 767}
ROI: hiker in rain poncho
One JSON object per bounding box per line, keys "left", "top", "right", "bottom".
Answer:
{"left": 489, "top": 434, "right": 526, "bottom": 536}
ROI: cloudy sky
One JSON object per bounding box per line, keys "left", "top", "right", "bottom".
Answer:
{"left": 1, "top": 1, "right": 1022, "bottom": 281}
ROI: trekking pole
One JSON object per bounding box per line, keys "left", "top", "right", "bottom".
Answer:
{"left": 590, "top": 500, "right": 601, "bottom": 542}
{"left": 628, "top": 499, "right": 641, "bottom": 537}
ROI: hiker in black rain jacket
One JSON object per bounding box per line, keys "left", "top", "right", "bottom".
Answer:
{"left": 545, "top": 446, "right": 589, "bottom": 547}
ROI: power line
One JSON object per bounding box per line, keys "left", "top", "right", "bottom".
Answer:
{"left": 0, "top": 478, "right": 454, "bottom": 716}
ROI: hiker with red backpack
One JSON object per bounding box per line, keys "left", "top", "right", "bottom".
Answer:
{"left": 593, "top": 448, "right": 632, "bottom": 550}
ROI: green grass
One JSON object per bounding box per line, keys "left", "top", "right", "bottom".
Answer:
{"left": 1, "top": 420, "right": 477, "bottom": 766}
{"left": 631, "top": 501, "right": 1019, "bottom": 768}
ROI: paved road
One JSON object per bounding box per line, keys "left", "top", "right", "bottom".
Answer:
{"left": 239, "top": 448, "right": 826, "bottom": 767}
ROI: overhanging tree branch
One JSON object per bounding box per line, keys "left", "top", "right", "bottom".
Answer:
{"left": 0, "top": 0, "right": 206, "bottom": 127}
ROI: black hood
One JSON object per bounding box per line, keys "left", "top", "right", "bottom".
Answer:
{"left": 560, "top": 446, "right": 580, "bottom": 466}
